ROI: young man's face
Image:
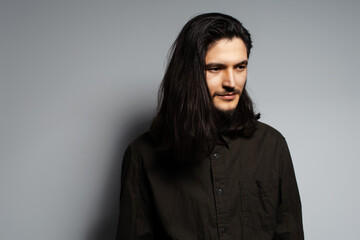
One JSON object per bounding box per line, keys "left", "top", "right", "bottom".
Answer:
{"left": 205, "top": 37, "right": 248, "bottom": 112}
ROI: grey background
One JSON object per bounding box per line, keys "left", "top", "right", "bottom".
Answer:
{"left": 1, "top": 0, "right": 359, "bottom": 239}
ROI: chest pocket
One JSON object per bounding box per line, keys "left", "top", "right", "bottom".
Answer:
{"left": 240, "top": 179, "right": 280, "bottom": 231}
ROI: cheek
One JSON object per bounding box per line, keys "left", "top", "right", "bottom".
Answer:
{"left": 206, "top": 75, "right": 218, "bottom": 94}
{"left": 236, "top": 73, "right": 247, "bottom": 89}
{"left": 238, "top": 79, "right": 246, "bottom": 89}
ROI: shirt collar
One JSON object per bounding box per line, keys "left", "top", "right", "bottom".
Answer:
{"left": 219, "top": 134, "right": 231, "bottom": 149}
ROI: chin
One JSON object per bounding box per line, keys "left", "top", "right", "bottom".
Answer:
{"left": 214, "top": 103, "right": 238, "bottom": 112}
{"left": 215, "top": 107, "right": 237, "bottom": 114}
{"left": 214, "top": 98, "right": 239, "bottom": 112}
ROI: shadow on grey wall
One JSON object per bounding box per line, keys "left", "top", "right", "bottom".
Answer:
{"left": 86, "top": 110, "right": 154, "bottom": 240}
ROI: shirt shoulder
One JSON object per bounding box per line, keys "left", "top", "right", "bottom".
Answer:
{"left": 253, "top": 121, "right": 286, "bottom": 142}
{"left": 128, "top": 131, "right": 155, "bottom": 151}
{"left": 124, "top": 131, "right": 158, "bottom": 165}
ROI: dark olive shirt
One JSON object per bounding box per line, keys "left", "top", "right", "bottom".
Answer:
{"left": 117, "top": 121, "right": 304, "bottom": 240}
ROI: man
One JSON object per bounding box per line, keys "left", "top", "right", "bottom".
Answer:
{"left": 117, "top": 13, "right": 304, "bottom": 240}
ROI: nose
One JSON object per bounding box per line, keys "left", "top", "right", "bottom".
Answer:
{"left": 222, "top": 69, "right": 236, "bottom": 89}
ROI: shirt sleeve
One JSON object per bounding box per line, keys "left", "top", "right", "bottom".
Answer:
{"left": 116, "top": 145, "right": 156, "bottom": 240}
{"left": 274, "top": 140, "right": 304, "bottom": 240}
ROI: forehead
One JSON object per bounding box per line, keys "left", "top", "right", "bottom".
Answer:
{"left": 205, "top": 38, "right": 248, "bottom": 63}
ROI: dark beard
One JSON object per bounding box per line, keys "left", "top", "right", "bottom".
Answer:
{"left": 214, "top": 107, "right": 237, "bottom": 133}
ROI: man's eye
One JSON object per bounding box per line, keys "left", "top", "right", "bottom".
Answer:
{"left": 208, "top": 68, "right": 220, "bottom": 72}
{"left": 237, "top": 65, "right": 246, "bottom": 70}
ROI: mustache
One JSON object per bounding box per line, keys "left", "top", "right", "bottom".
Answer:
{"left": 213, "top": 89, "right": 241, "bottom": 97}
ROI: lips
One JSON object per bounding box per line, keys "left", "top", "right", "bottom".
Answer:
{"left": 217, "top": 93, "right": 237, "bottom": 100}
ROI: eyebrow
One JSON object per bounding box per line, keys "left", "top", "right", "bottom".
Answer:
{"left": 205, "top": 60, "right": 248, "bottom": 69}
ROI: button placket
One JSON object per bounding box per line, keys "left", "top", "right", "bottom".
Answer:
{"left": 210, "top": 147, "right": 229, "bottom": 239}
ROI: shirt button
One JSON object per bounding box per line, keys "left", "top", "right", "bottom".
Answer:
{"left": 220, "top": 227, "right": 227, "bottom": 233}
{"left": 213, "top": 153, "right": 219, "bottom": 159}
{"left": 218, "top": 188, "right": 223, "bottom": 195}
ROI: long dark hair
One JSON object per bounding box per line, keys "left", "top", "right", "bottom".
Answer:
{"left": 150, "top": 13, "right": 260, "bottom": 159}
